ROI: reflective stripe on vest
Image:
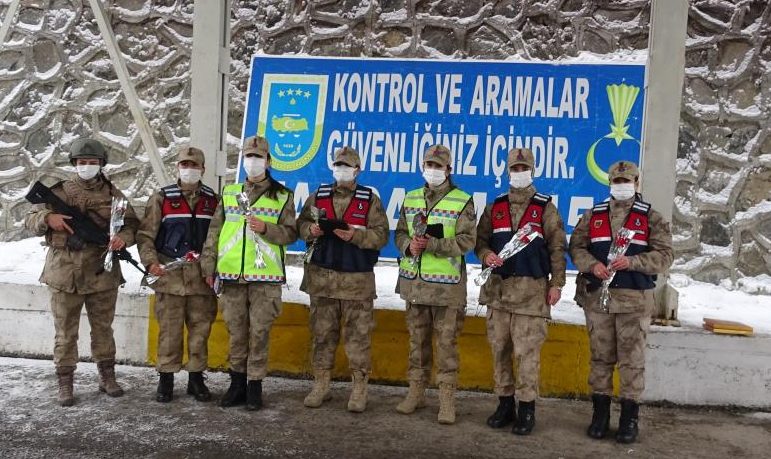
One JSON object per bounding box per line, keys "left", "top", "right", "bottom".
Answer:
{"left": 216, "top": 183, "right": 289, "bottom": 283}
{"left": 398, "top": 187, "right": 471, "bottom": 284}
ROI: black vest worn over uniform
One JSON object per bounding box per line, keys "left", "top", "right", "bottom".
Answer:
{"left": 585, "top": 199, "right": 656, "bottom": 291}
{"left": 309, "top": 184, "right": 379, "bottom": 273}
{"left": 489, "top": 192, "right": 552, "bottom": 280}
{"left": 155, "top": 184, "right": 217, "bottom": 258}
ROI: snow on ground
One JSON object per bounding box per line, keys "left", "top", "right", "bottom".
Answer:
{"left": 1, "top": 238, "right": 769, "bottom": 334}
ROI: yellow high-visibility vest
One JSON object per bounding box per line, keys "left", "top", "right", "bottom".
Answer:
{"left": 216, "top": 183, "right": 289, "bottom": 282}
{"left": 398, "top": 187, "right": 471, "bottom": 284}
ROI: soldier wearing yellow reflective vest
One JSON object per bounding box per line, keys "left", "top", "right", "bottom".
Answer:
{"left": 200, "top": 135, "right": 297, "bottom": 411}
{"left": 394, "top": 145, "right": 476, "bottom": 425}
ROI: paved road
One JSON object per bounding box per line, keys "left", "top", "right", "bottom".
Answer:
{"left": 1, "top": 357, "right": 769, "bottom": 458}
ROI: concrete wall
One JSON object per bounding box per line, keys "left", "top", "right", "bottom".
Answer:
{"left": 0, "top": 0, "right": 769, "bottom": 288}
{"left": 1, "top": 282, "right": 769, "bottom": 408}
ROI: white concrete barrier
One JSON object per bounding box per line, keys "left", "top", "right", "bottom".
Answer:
{"left": 0, "top": 281, "right": 769, "bottom": 408}
{"left": 0, "top": 283, "right": 149, "bottom": 363}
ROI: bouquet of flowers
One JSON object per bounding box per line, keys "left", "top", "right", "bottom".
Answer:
{"left": 303, "top": 206, "right": 327, "bottom": 263}
{"left": 145, "top": 251, "right": 201, "bottom": 285}
{"left": 103, "top": 196, "right": 128, "bottom": 272}
{"left": 599, "top": 227, "right": 636, "bottom": 312}
{"left": 475, "top": 223, "right": 537, "bottom": 286}
{"left": 408, "top": 211, "right": 428, "bottom": 268}
{"left": 236, "top": 191, "right": 267, "bottom": 269}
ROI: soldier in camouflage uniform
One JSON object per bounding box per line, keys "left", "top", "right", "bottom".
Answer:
{"left": 569, "top": 161, "right": 673, "bottom": 444}
{"left": 394, "top": 145, "right": 476, "bottom": 425}
{"left": 475, "top": 148, "right": 567, "bottom": 435}
{"left": 24, "top": 138, "right": 139, "bottom": 406}
{"left": 137, "top": 147, "right": 218, "bottom": 403}
{"left": 201, "top": 135, "right": 297, "bottom": 411}
{"left": 297, "top": 147, "right": 389, "bottom": 413}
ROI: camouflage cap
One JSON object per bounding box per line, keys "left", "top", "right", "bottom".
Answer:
{"left": 423, "top": 145, "right": 451, "bottom": 168}
{"left": 176, "top": 146, "right": 205, "bottom": 166}
{"left": 333, "top": 146, "right": 360, "bottom": 168}
{"left": 608, "top": 160, "right": 639, "bottom": 181}
{"left": 508, "top": 148, "right": 534, "bottom": 168}
{"left": 242, "top": 135, "right": 269, "bottom": 157}
{"left": 69, "top": 138, "right": 107, "bottom": 163}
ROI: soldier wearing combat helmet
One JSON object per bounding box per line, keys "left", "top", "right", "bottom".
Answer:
{"left": 25, "top": 138, "right": 139, "bottom": 406}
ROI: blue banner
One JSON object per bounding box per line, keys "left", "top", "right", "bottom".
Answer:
{"left": 239, "top": 55, "right": 647, "bottom": 262}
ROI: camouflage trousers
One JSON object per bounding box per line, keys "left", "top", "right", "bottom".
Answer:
{"left": 486, "top": 308, "right": 548, "bottom": 402}
{"left": 309, "top": 296, "right": 374, "bottom": 373}
{"left": 220, "top": 283, "right": 282, "bottom": 381}
{"left": 49, "top": 288, "right": 118, "bottom": 368}
{"left": 405, "top": 303, "right": 466, "bottom": 386}
{"left": 584, "top": 308, "right": 651, "bottom": 401}
{"left": 154, "top": 293, "right": 217, "bottom": 373}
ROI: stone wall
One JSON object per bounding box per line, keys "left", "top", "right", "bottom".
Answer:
{"left": 0, "top": 0, "right": 769, "bottom": 289}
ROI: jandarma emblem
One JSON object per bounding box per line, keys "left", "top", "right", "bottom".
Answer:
{"left": 256, "top": 74, "right": 329, "bottom": 172}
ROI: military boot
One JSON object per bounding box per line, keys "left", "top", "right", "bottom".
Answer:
{"left": 347, "top": 370, "right": 368, "bottom": 413}
{"left": 245, "top": 380, "right": 263, "bottom": 411}
{"left": 156, "top": 372, "right": 174, "bottom": 403}
{"left": 396, "top": 381, "right": 426, "bottom": 414}
{"left": 486, "top": 395, "right": 515, "bottom": 428}
{"left": 616, "top": 399, "right": 640, "bottom": 444}
{"left": 437, "top": 383, "right": 456, "bottom": 425}
{"left": 304, "top": 369, "right": 332, "bottom": 408}
{"left": 220, "top": 371, "right": 247, "bottom": 408}
{"left": 97, "top": 360, "right": 124, "bottom": 397}
{"left": 586, "top": 393, "right": 612, "bottom": 439}
{"left": 512, "top": 401, "right": 536, "bottom": 435}
{"left": 56, "top": 366, "right": 75, "bottom": 407}
{"left": 187, "top": 372, "right": 212, "bottom": 402}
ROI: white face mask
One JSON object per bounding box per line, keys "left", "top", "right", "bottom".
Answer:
{"left": 509, "top": 171, "right": 533, "bottom": 189}
{"left": 178, "top": 167, "right": 202, "bottom": 185}
{"left": 76, "top": 164, "right": 100, "bottom": 180}
{"left": 332, "top": 165, "right": 357, "bottom": 183}
{"left": 610, "top": 183, "right": 636, "bottom": 200}
{"left": 243, "top": 157, "right": 266, "bottom": 178}
{"left": 422, "top": 168, "right": 447, "bottom": 187}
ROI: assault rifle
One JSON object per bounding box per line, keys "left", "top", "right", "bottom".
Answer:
{"left": 25, "top": 180, "right": 146, "bottom": 275}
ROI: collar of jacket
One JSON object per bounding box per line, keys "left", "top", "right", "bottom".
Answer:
{"left": 423, "top": 178, "right": 451, "bottom": 202}
{"left": 508, "top": 184, "right": 536, "bottom": 204}
{"left": 610, "top": 196, "right": 636, "bottom": 213}
{"left": 73, "top": 174, "right": 104, "bottom": 191}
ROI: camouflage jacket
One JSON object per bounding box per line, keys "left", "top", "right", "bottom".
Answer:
{"left": 297, "top": 182, "right": 389, "bottom": 301}
{"left": 200, "top": 176, "right": 297, "bottom": 296}
{"left": 475, "top": 185, "right": 567, "bottom": 318}
{"left": 569, "top": 196, "right": 674, "bottom": 314}
{"left": 136, "top": 182, "right": 218, "bottom": 296}
{"left": 395, "top": 179, "right": 476, "bottom": 308}
{"left": 24, "top": 174, "right": 139, "bottom": 294}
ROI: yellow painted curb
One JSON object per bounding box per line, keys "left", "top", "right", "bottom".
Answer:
{"left": 147, "top": 297, "right": 619, "bottom": 397}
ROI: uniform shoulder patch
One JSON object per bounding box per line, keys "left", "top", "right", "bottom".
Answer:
{"left": 532, "top": 193, "right": 551, "bottom": 205}
{"left": 161, "top": 184, "right": 182, "bottom": 198}
{"left": 493, "top": 193, "right": 508, "bottom": 203}
{"left": 632, "top": 200, "right": 651, "bottom": 215}
{"left": 592, "top": 202, "right": 610, "bottom": 214}
{"left": 199, "top": 184, "right": 216, "bottom": 197}
{"left": 354, "top": 185, "right": 373, "bottom": 200}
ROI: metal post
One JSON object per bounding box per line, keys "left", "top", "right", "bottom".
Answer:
{"left": 641, "top": 0, "right": 689, "bottom": 324}
{"left": 0, "top": 0, "right": 21, "bottom": 48}
{"left": 87, "top": 0, "right": 172, "bottom": 186}
{"left": 190, "top": 0, "right": 231, "bottom": 191}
